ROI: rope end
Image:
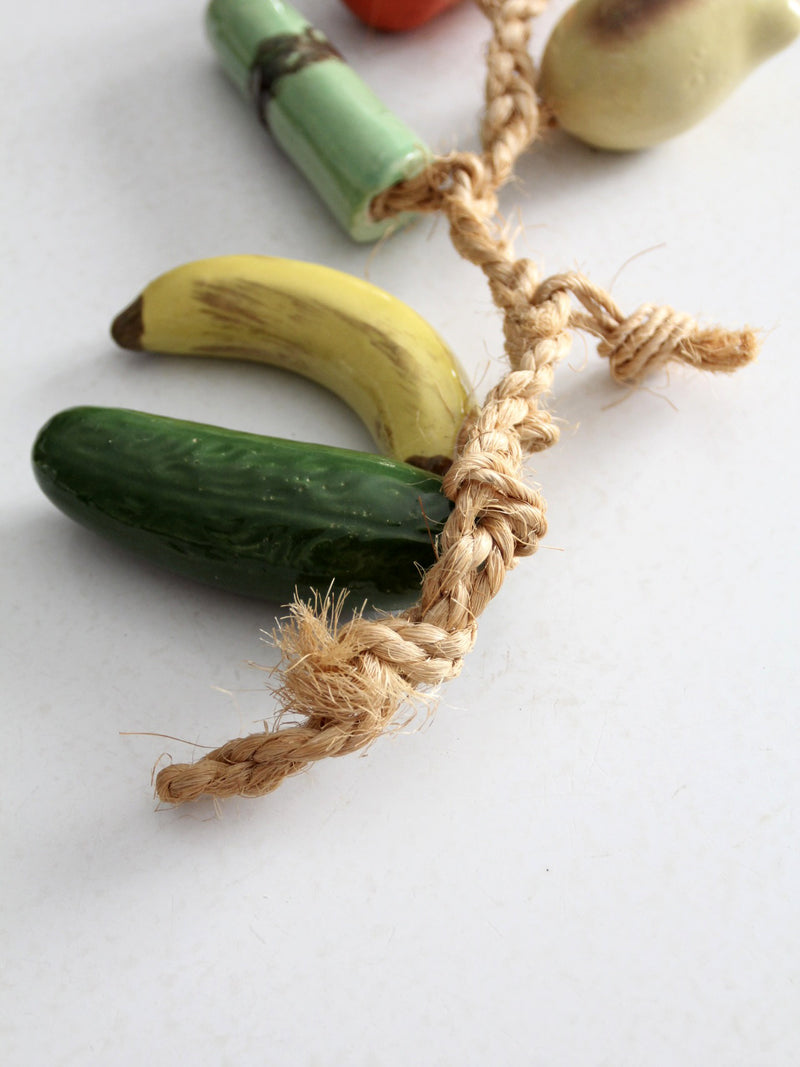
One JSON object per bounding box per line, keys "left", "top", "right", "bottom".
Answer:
{"left": 599, "top": 304, "right": 760, "bottom": 386}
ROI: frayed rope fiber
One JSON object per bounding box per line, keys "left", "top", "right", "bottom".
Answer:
{"left": 155, "top": 0, "right": 757, "bottom": 804}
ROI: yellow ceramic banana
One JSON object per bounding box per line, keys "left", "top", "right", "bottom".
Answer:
{"left": 111, "top": 255, "right": 473, "bottom": 474}
{"left": 539, "top": 0, "right": 800, "bottom": 150}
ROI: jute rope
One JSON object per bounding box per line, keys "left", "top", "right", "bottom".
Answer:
{"left": 154, "top": 0, "right": 757, "bottom": 803}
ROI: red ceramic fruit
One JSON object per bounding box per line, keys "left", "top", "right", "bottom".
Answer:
{"left": 340, "top": 0, "right": 463, "bottom": 32}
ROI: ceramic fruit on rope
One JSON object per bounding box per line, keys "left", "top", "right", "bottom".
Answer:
{"left": 32, "top": 1, "right": 778, "bottom": 804}
{"left": 538, "top": 0, "right": 800, "bottom": 150}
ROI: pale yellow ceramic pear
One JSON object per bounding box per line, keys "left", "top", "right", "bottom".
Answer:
{"left": 539, "top": 0, "right": 800, "bottom": 150}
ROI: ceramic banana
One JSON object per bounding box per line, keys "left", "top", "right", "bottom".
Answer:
{"left": 111, "top": 255, "right": 473, "bottom": 474}
{"left": 539, "top": 0, "right": 800, "bottom": 150}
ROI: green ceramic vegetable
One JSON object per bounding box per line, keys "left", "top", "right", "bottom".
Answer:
{"left": 205, "top": 0, "right": 431, "bottom": 240}
{"left": 32, "top": 406, "right": 452, "bottom": 607}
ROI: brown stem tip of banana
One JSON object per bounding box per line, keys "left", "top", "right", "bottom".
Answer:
{"left": 111, "top": 296, "right": 144, "bottom": 350}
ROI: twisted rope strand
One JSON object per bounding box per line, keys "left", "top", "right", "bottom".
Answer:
{"left": 154, "top": 0, "right": 758, "bottom": 804}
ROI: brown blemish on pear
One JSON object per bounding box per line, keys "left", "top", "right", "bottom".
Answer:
{"left": 590, "top": 0, "right": 697, "bottom": 40}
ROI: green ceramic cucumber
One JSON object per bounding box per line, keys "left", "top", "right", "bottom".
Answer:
{"left": 32, "top": 406, "right": 452, "bottom": 607}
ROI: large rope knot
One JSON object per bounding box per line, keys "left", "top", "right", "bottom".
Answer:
{"left": 154, "top": 604, "right": 478, "bottom": 804}
{"left": 443, "top": 443, "right": 548, "bottom": 566}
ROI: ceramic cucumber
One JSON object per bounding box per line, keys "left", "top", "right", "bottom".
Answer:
{"left": 32, "top": 406, "right": 452, "bottom": 608}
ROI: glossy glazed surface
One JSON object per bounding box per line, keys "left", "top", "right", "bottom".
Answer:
{"left": 33, "top": 407, "right": 453, "bottom": 607}
{"left": 111, "top": 254, "right": 474, "bottom": 474}
{"left": 339, "top": 0, "right": 464, "bottom": 32}
{"left": 206, "top": 0, "right": 431, "bottom": 239}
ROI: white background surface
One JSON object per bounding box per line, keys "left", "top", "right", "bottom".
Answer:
{"left": 2, "top": 2, "right": 799, "bottom": 1064}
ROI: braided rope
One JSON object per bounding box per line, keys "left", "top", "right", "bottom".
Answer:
{"left": 155, "top": 0, "right": 757, "bottom": 804}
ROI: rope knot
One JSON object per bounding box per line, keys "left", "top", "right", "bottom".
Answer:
{"left": 534, "top": 273, "right": 759, "bottom": 387}
{"left": 599, "top": 304, "right": 759, "bottom": 386}
{"left": 600, "top": 303, "right": 696, "bottom": 385}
